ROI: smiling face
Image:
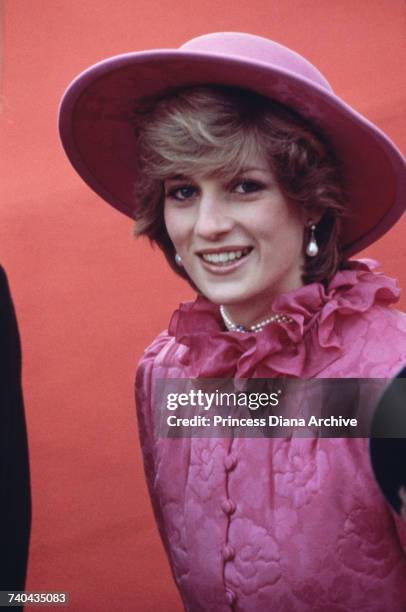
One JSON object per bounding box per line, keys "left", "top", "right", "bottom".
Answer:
{"left": 134, "top": 86, "right": 346, "bottom": 303}
{"left": 164, "top": 152, "right": 306, "bottom": 326}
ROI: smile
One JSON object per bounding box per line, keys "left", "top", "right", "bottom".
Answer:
{"left": 200, "top": 247, "right": 252, "bottom": 265}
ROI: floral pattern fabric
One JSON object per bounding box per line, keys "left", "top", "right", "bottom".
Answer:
{"left": 135, "top": 261, "right": 406, "bottom": 611}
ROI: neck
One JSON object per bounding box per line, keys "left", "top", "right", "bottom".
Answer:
{"left": 221, "top": 273, "right": 304, "bottom": 328}
{"left": 220, "top": 303, "right": 294, "bottom": 333}
{"left": 222, "top": 303, "right": 276, "bottom": 329}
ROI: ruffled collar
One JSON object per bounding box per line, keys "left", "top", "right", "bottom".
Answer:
{"left": 168, "top": 260, "right": 400, "bottom": 378}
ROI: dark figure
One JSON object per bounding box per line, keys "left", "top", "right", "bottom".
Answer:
{"left": 370, "top": 365, "right": 406, "bottom": 514}
{"left": 0, "top": 266, "right": 30, "bottom": 591}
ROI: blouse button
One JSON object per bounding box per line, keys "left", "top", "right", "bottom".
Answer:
{"left": 224, "top": 453, "right": 238, "bottom": 471}
{"left": 222, "top": 544, "right": 236, "bottom": 561}
{"left": 221, "top": 499, "right": 236, "bottom": 515}
{"left": 225, "top": 588, "right": 236, "bottom": 605}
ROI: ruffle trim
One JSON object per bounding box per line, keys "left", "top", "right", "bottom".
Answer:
{"left": 167, "top": 260, "right": 400, "bottom": 378}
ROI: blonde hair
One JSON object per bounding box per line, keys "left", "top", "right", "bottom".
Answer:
{"left": 132, "top": 85, "right": 348, "bottom": 285}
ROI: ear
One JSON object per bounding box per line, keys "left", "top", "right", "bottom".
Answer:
{"left": 304, "top": 207, "right": 323, "bottom": 227}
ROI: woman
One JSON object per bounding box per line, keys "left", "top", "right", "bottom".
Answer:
{"left": 59, "top": 33, "right": 406, "bottom": 611}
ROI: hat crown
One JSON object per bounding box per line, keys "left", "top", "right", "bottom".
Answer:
{"left": 59, "top": 31, "right": 406, "bottom": 254}
{"left": 181, "top": 32, "right": 332, "bottom": 92}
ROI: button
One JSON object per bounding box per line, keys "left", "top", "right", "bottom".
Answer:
{"left": 224, "top": 453, "right": 238, "bottom": 471}
{"left": 222, "top": 544, "right": 235, "bottom": 561}
{"left": 221, "top": 499, "right": 236, "bottom": 515}
{"left": 225, "top": 588, "right": 236, "bottom": 605}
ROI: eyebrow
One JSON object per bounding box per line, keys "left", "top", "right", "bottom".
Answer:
{"left": 164, "top": 168, "right": 270, "bottom": 181}
{"left": 164, "top": 174, "right": 190, "bottom": 181}
{"left": 237, "top": 166, "right": 270, "bottom": 173}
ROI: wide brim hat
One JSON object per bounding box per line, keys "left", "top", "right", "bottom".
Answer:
{"left": 59, "top": 32, "right": 406, "bottom": 256}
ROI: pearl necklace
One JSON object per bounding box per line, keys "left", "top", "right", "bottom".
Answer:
{"left": 220, "top": 305, "right": 294, "bottom": 333}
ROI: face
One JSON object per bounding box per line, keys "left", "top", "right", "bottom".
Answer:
{"left": 163, "top": 152, "right": 307, "bottom": 326}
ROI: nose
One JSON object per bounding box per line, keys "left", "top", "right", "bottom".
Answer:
{"left": 194, "top": 190, "right": 234, "bottom": 240}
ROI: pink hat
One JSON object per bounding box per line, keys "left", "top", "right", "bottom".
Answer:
{"left": 58, "top": 32, "right": 406, "bottom": 256}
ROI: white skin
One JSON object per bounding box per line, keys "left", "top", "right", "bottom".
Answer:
{"left": 164, "top": 152, "right": 312, "bottom": 328}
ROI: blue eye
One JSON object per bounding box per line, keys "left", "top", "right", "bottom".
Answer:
{"left": 234, "top": 180, "right": 263, "bottom": 194}
{"left": 166, "top": 185, "right": 197, "bottom": 201}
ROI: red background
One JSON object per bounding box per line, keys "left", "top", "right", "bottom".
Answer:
{"left": 0, "top": 1, "right": 405, "bottom": 610}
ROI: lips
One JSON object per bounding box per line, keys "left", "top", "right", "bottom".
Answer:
{"left": 200, "top": 247, "right": 252, "bottom": 265}
{"left": 196, "top": 246, "right": 253, "bottom": 272}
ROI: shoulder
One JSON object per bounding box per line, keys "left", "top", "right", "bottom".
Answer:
{"left": 135, "top": 330, "right": 172, "bottom": 387}
{"left": 360, "top": 305, "right": 406, "bottom": 375}
{"left": 135, "top": 327, "right": 189, "bottom": 400}
{"left": 322, "top": 304, "right": 406, "bottom": 377}
{"left": 138, "top": 329, "right": 173, "bottom": 364}
{"left": 314, "top": 262, "right": 406, "bottom": 377}
{"left": 355, "top": 303, "right": 406, "bottom": 336}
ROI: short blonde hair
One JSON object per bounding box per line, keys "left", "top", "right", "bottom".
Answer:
{"left": 132, "top": 85, "right": 348, "bottom": 285}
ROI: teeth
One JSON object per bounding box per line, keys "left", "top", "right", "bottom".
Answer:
{"left": 202, "top": 248, "right": 250, "bottom": 265}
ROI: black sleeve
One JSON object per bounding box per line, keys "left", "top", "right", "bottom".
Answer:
{"left": 0, "top": 266, "right": 31, "bottom": 590}
{"left": 369, "top": 365, "right": 406, "bottom": 514}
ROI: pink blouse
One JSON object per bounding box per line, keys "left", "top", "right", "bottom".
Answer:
{"left": 135, "top": 261, "right": 406, "bottom": 611}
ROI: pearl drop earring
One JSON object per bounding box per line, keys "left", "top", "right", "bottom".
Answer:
{"left": 306, "top": 223, "right": 319, "bottom": 257}
{"left": 175, "top": 253, "right": 183, "bottom": 266}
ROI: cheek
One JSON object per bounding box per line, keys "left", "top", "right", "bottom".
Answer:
{"left": 278, "top": 206, "right": 306, "bottom": 245}
{"left": 256, "top": 211, "right": 301, "bottom": 240}
{"left": 164, "top": 216, "right": 197, "bottom": 263}
{"left": 254, "top": 197, "right": 302, "bottom": 236}
{"left": 163, "top": 207, "right": 183, "bottom": 249}
{"left": 256, "top": 213, "right": 304, "bottom": 260}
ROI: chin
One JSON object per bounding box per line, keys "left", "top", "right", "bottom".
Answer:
{"left": 199, "top": 285, "right": 255, "bottom": 307}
